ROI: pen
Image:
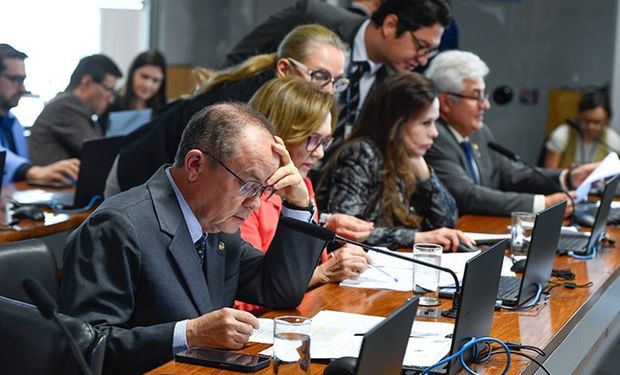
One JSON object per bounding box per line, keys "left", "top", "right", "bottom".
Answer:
{"left": 368, "top": 264, "right": 399, "bottom": 283}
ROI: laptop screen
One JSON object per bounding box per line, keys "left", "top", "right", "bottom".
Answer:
{"left": 586, "top": 174, "right": 620, "bottom": 253}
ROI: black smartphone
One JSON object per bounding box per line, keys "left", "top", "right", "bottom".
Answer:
{"left": 175, "top": 348, "right": 271, "bottom": 372}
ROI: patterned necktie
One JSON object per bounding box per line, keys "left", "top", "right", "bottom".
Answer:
{"left": 194, "top": 234, "right": 207, "bottom": 265}
{"left": 460, "top": 141, "right": 480, "bottom": 184}
{"left": 334, "top": 61, "right": 370, "bottom": 142}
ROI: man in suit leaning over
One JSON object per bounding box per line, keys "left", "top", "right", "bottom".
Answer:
{"left": 60, "top": 102, "right": 325, "bottom": 374}
{"left": 424, "top": 50, "right": 595, "bottom": 217}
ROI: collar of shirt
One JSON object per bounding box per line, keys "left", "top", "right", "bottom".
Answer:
{"left": 165, "top": 167, "right": 204, "bottom": 244}
{"left": 352, "top": 19, "right": 382, "bottom": 75}
{"left": 446, "top": 123, "right": 471, "bottom": 144}
{"left": 0, "top": 111, "right": 16, "bottom": 130}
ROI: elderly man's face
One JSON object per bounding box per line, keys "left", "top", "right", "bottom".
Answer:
{"left": 441, "top": 77, "right": 491, "bottom": 137}
{"left": 195, "top": 127, "right": 279, "bottom": 234}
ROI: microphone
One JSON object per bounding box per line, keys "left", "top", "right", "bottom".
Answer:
{"left": 23, "top": 278, "right": 94, "bottom": 375}
{"left": 565, "top": 118, "right": 620, "bottom": 154}
{"left": 487, "top": 141, "right": 576, "bottom": 213}
{"left": 280, "top": 217, "right": 461, "bottom": 318}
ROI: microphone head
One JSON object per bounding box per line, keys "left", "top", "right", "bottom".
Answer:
{"left": 487, "top": 142, "right": 518, "bottom": 161}
{"left": 279, "top": 216, "right": 336, "bottom": 242}
{"left": 23, "top": 278, "right": 58, "bottom": 320}
{"left": 565, "top": 118, "right": 583, "bottom": 137}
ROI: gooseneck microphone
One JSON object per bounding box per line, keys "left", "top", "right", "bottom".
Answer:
{"left": 280, "top": 217, "right": 461, "bottom": 318}
{"left": 487, "top": 141, "right": 576, "bottom": 215}
{"left": 23, "top": 278, "right": 94, "bottom": 375}
{"left": 565, "top": 118, "right": 620, "bottom": 154}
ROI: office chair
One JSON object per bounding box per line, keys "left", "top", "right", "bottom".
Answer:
{"left": 0, "top": 238, "right": 59, "bottom": 304}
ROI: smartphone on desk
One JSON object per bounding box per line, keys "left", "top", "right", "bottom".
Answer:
{"left": 175, "top": 348, "right": 270, "bottom": 372}
{"left": 27, "top": 180, "right": 73, "bottom": 189}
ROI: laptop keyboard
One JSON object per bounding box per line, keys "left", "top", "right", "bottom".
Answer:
{"left": 497, "top": 276, "right": 521, "bottom": 301}
{"left": 557, "top": 233, "right": 589, "bottom": 252}
{"left": 574, "top": 206, "right": 620, "bottom": 227}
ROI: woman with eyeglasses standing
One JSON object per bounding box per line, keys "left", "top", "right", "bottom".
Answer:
{"left": 317, "top": 72, "right": 474, "bottom": 251}
{"left": 105, "top": 24, "right": 352, "bottom": 196}
{"left": 235, "top": 76, "right": 373, "bottom": 314}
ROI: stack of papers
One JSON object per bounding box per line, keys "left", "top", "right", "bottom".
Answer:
{"left": 250, "top": 310, "right": 453, "bottom": 367}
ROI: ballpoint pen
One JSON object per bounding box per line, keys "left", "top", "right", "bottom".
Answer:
{"left": 368, "top": 264, "right": 399, "bottom": 283}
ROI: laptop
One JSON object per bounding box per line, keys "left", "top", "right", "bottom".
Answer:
{"left": 13, "top": 136, "right": 123, "bottom": 209}
{"left": 0, "top": 150, "right": 6, "bottom": 192}
{"left": 350, "top": 297, "right": 419, "bottom": 375}
{"left": 557, "top": 174, "right": 620, "bottom": 255}
{"left": 106, "top": 108, "right": 152, "bottom": 137}
{"left": 497, "top": 201, "right": 565, "bottom": 306}
{"left": 404, "top": 240, "right": 506, "bottom": 375}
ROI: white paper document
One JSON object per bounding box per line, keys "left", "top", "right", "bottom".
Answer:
{"left": 576, "top": 152, "right": 620, "bottom": 201}
{"left": 252, "top": 310, "right": 453, "bottom": 367}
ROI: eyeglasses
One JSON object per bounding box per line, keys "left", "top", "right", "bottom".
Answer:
{"left": 409, "top": 32, "right": 439, "bottom": 59}
{"left": 287, "top": 58, "right": 350, "bottom": 93}
{"left": 202, "top": 150, "right": 276, "bottom": 200}
{"left": 0, "top": 74, "right": 26, "bottom": 86}
{"left": 446, "top": 92, "right": 490, "bottom": 104}
{"left": 306, "top": 134, "right": 333, "bottom": 153}
{"left": 94, "top": 79, "right": 116, "bottom": 96}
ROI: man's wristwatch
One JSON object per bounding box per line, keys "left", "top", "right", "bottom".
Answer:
{"left": 282, "top": 198, "right": 315, "bottom": 214}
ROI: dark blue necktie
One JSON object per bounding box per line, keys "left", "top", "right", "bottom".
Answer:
{"left": 194, "top": 234, "right": 207, "bottom": 265}
{"left": 460, "top": 141, "right": 480, "bottom": 184}
{"left": 335, "top": 61, "right": 370, "bottom": 141}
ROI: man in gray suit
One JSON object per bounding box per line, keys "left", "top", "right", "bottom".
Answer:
{"left": 425, "top": 50, "right": 595, "bottom": 216}
{"left": 60, "top": 103, "right": 325, "bottom": 374}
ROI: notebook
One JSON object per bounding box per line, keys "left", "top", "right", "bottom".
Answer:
{"left": 352, "top": 297, "right": 419, "bottom": 375}
{"left": 12, "top": 136, "right": 123, "bottom": 209}
{"left": 557, "top": 174, "right": 620, "bottom": 255}
{"left": 106, "top": 108, "right": 152, "bottom": 137}
{"left": 497, "top": 201, "right": 565, "bottom": 306}
{"left": 404, "top": 239, "right": 506, "bottom": 375}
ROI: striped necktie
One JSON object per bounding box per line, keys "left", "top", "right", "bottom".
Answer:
{"left": 334, "top": 61, "right": 370, "bottom": 142}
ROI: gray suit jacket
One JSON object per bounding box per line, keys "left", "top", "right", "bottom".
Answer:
{"left": 424, "top": 121, "right": 562, "bottom": 216}
{"left": 223, "top": 0, "right": 365, "bottom": 67}
{"left": 60, "top": 167, "right": 324, "bottom": 374}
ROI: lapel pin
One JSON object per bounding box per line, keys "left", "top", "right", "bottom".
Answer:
{"left": 217, "top": 241, "right": 225, "bottom": 253}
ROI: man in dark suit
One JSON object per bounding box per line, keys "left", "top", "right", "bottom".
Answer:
{"left": 424, "top": 50, "right": 595, "bottom": 216}
{"left": 347, "top": 0, "right": 382, "bottom": 17}
{"left": 60, "top": 103, "right": 325, "bottom": 374}
{"left": 224, "top": 0, "right": 451, "bottom": 136}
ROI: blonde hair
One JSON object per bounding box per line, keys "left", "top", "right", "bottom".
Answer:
{"left": 190, "top": 24, "right": 348, "bottom": 97}
{"left": 249, "top": 76, "right": 336, "bottom": 144}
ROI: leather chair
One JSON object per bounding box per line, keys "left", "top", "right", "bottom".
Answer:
{"left": 0, "top": 295, "right": 106, "bottom": 374}
{"left": 0, "top": 238, "right": 59, "bottom": 303}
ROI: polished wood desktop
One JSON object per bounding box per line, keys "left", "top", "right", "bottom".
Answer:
{"left": 147, "top": 214, "right": 620, "bottom": 375}
{"left": 0, "top": 182, "right": 91, "bottom": 243}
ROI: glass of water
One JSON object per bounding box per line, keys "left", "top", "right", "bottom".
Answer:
{"left": 412, "top": 243, "right": 442, "bottom": 306}
{"left": 273, "top": 316, "right": 311, "bottom": 374}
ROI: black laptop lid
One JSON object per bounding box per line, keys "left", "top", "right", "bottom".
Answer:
{"left": 516, "top": 201, "right": 565, "bottom": 305}
{"left": 355, "top": 297, "right": 419, "bottom": 375}
{"left": 0, "top": 150, "right": 6, "bottom": 195}
{"left": 447, "top": 240, "right": 506, "bottom": 375}
{"left": 73, "top": 136, "right": 124, "bottom": 207}
{"left": 585, "top": 174, "right": 620, "bottom": 253}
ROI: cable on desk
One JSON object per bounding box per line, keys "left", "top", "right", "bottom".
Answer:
{"left": 497, "top": 283, "right": 544, "bottom": 311}
{"left": 568, "top": 247, "right": 597, "bottom": 260}
{"left": 420, "top": 337, "right": 511, "bottom": 375}
{"left": 478, "top": 347, "right": 551, "bottom": 375}
{"left": 50, "top": 195, "right": 102, "bottom": 214}
{"left": 551, "top": 268, "right": 575, "bottom": 280}
{"left": 545, "top": 280, "right": 593, "bottom": 294}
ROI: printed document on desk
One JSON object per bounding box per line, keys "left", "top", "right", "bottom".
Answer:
{"left": 252, "top": 310, "right": 453, "bottom": 366}
{"left": 339, "top": 250, "right": 481, "bottom": 291}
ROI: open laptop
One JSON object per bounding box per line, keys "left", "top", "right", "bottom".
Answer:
{"left": 348, "top": 297, "right": 419, "bottom": 375}
{"left": 106, "top": 108, "right": 152, "bottom": 137}
{"left": 13, "top": 136, "right": 123, "bottom": 209}
{"left": 404, "top": 239, "right": 506, "bottom": 375}
{"left": 557, "top": 174, "right": 620, "bottom": 255}
{"left": 497, "top": 201, "right": 565, "bottom": 306}
{"left": 0, "top": 150, "right": 6, "bottom": 194}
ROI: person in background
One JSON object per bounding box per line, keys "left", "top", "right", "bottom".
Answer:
{"left": 241, "top": 77, "right": 372, "bottom": 306}
{"left": 347, "top": 0, "right": 382, "bottom": 17}
{"left": 28, "top": 54, "right": 122, "bottom": 165}
{"left": 109, "top": 49, "right": 167, "bottom": 114}
{"left": 60, "top": 102, "right": 325, "bottom": 374}
{"left": 424, "top": 50, "right": 596, "bottom": 217}
{"left": 0, "top": 43, "right": 78, "bottom": 185}
{"left": 544, "top": 90, "right": 619, "bottom": 168}
{"left": 318, "top": 72, "right": 472, "bottom": 251}
{"left": 105, "top": 24, "right": 350, "bottom": 196}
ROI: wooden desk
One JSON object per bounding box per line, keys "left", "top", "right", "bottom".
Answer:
{"left": 147, "top": 215, "right": 620, "bottom": 375}
{"left": 0, "top": 182, "right": 91, "bottom": 243}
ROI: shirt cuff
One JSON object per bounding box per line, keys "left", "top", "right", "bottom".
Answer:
{"left": 281, "top": 206, "right": 313, "bottom": 223}
{"left": 172, "top": 319, "right": 189, "bottom": 355}
{"left": 533, "top": 194, "right": 546, "bottom": 213}
{"left": 559, "top": 169, "right": 570, "bottom": 190}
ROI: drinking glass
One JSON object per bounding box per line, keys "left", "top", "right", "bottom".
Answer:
{"left": 273, "top": 316, "right": 311, "bottom": 374}
{"left": 412, "top": 243, "right": 442, "bottom": 306}
{"left": 511, "top": 211, "right": 535, "bottom": 255}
